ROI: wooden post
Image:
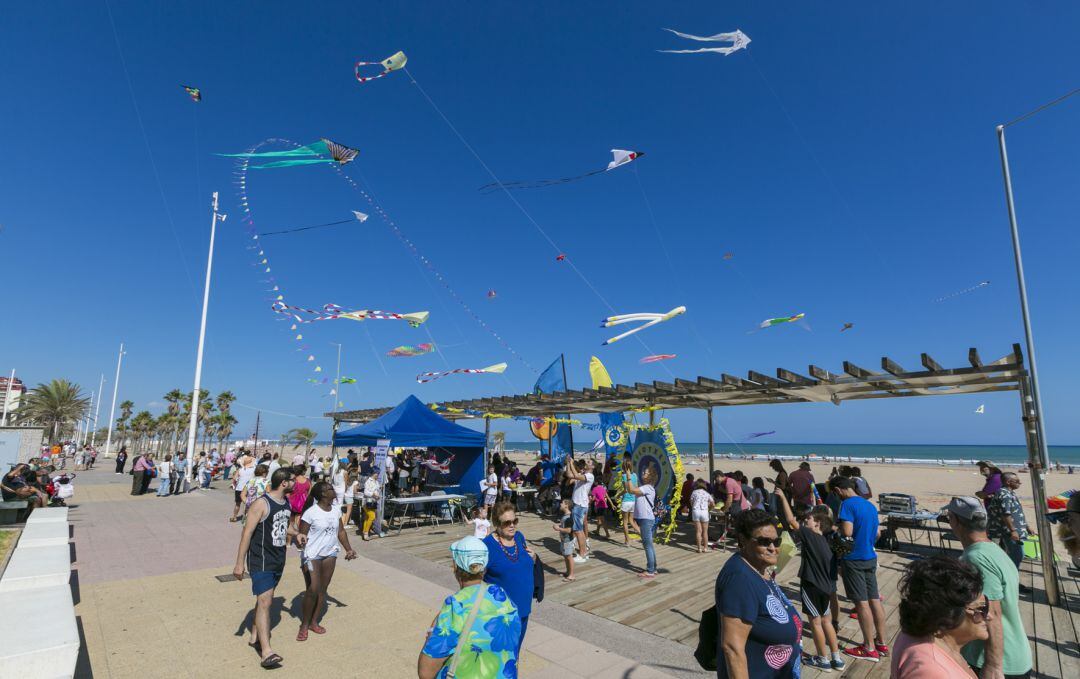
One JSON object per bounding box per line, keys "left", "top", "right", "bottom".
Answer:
{"left": 707, "top": 407, "right": 715, "bottom": 480}
{"left": 1019, "top": 375, "right": 1059, "bottom": 604}
{"left": 648, "top": 402, "right": 656, "bottom": 427}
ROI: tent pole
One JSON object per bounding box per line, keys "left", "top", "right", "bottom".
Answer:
{"left": 484, "top": 417, "right": 491, "bottom": 475}
{"left": 561, "top": 354, "right": 575, "bottom": 457}
{"left": 1019, "top": 375, "right": 1058, "bottom": 604}
{"left": 707, "top": 407, "right": 715, "bottom": 481}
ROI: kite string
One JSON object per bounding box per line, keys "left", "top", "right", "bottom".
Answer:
{"left": 362, "top": 324, "right": 390, "bottom": 378}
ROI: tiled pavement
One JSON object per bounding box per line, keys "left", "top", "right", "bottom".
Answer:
{"left": 68, "top": 466, "right": 682, "bottom": 678}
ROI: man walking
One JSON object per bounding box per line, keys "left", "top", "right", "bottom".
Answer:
{"left": 233, "top": 468, "right": 300, "bottom": 669}
{"left": 987, "top": 474, "right": 1030, "bottom": 578}
{"left": 946, "top": 496, "right": 1032, "bottom": 679}
{"left": 834, "top": 477, "right": 889, "bottom": 662}
{"left": 564, "top": 458, "right": 595, "bottom": 562}
{"left": 788, "top": 461, "right": 817, "bottom": 514}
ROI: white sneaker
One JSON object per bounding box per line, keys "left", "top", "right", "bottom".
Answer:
{"left": 573, "top": 555, "right": 588, "bottom": 564}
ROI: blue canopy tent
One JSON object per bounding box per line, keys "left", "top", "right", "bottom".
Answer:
{"left": 333, "top": 395, "right": 486, "bottom": 495}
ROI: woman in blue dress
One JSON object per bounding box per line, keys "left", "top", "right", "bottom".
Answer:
{"left": 483, "top": 501, "right": 535, "bottom": 655}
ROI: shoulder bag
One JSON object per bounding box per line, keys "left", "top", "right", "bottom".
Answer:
{"left": 446, "top": 585, "right": 487, "bottom": 679}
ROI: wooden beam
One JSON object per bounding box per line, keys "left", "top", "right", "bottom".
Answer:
{"left": 721, "top": 374, "right": 744, "bottom": 387}
{"left": 842, "top": 361, "right": 879, "bottom": 379}
{"left": 808, "top": 365, "right": 838, "bottom": 382}
{"left": 968, "top": 348, "right": 983, "bottom": 368}
{"left": 776, "top": 368, "right": 816, "bottom": 385}
{"left": 881, "top": 357, "right": 906, "bottom": 376}
{"left": 748, "top": 370, "right": 786, "bottom": 387}
{"left": 921, "top": 353, "right": 944, "bottom": 372}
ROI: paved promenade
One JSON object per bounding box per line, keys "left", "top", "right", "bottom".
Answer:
{"left": 69, "top": 465, "right": 680, "bottom": 678}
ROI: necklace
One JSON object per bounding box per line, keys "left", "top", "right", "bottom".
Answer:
{"left": 496, "top": 535, "right": 520, "bottom": 562}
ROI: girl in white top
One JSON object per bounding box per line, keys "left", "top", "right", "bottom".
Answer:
{"left": 156, "top": 455, "right": 173, "bottom": 497}
{"left": 343, "top": 471, "right": 359, "bottom": 527}
{"left": 480, "top": 465, "right": 498, "bottom": 506}
{"left": 466, "top": 505, "right": 492, "bottom": 539}
{"left": 297, "top": 481, "right": 357, "bottom": 641}
{"left": 331, "top": 465, "right": 346, "bottom": 514}
{"left": 688, "top": 479, "right": 715, "bottom": 553}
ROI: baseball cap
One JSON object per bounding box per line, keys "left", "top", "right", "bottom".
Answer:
{"left": 449, "top": 536, "right": 489, "bottom": 572}
{"left": 943, "top": 496, "right": 987, "bottom": 520}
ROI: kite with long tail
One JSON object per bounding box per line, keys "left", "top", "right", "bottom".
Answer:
{"left": 659, "top": 28, "right": 751, "bottom": 55}
{"left": 387, "top": 343, "right": 435, "bottom": 357}
{"left": 745, "top": 431, "right": 776, "bottom": 441}
{"left": 219, "top": 138, "right": 359, "bottom": 169}
{"left": 258, "top": 211, "right": 367, "bottom": 237}
{"left": 272, "top": 301, "right": 429, "bottom": 327}
{"left": 601, "top": 306, "right": 686, "bottom": 346}
{"left": 640, "top": 354, "right": 677, "bottom": 364}
{"left": 759, "top": 313, "right": 805, "bottom": 329}
{"left": 479, "top": 149, "right": 643, "bottom": 193}
{"left": 355, "top": 51, "right": 407, "bottom": 84}
{"left": 417, "top": 363, "right": 508, "bottom": 384}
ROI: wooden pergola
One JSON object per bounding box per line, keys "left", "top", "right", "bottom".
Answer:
{"left": 329, "top": 344, "right": 1061, "bottom": 603}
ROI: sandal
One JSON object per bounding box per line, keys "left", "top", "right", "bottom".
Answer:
{"left": 260, "top": 653, "right": 283, "bottom": 669}
{"left": 309, "top": 623, "right": 326, "bottom": 634}
{"left": 562, "top": 577, "right": 576, "bottom": 583}
{"left": 296, "top": 627, "right": 308, "bottom": 642}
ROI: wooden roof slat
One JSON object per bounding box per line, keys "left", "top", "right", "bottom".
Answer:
{"left": 808, "top": 365, "right": 838, "bottom": 382}
{"left": 881, "top": 357, "right": 906, "bottom": 376}
{"left": 921, "top": 353, "right": 944, "bottom": 372}
{"left": 777, "top": 368, "right": 816, "bottom": 385}
{"left": 969, "top": 348, "right": 983, "bottom": 368}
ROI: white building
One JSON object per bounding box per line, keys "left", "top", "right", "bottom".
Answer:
{"left": 0, "top": 376, "right": 26, "bottom": 426}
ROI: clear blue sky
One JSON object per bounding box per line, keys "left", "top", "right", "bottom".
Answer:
{"left": 3, "top": 2, "right": 1079, "bottom": 446}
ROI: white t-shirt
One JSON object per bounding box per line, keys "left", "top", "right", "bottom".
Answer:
{"left": 690, "top": 488, "right": 712, "bottom": 512}
{"left": 634, "top": 484, "right": 656, "bottom": 521}
{"left": 482, "top": 473, "right": 498, "bottom": 497}
{"left": 344, "top": 479, "right": 359, "bottom": 502}
{"left": 471, "top": 518, "right": 492, "bottom": 539}
{"left": 571, "top": 472, "right": 595, "bottom": 508}
{"left": 267, "top": 459, "right": 280, "bottom": 478}
{"left": 362, "top": 476, "right": 380, "bottom": 501}
{"left": 235, "top": 463, "right": 255, "bottom": 492}
{"left": 332, "top": 469, "right": 346, "bottom": 496}
{"left": 301, "top": 504, "right": 340, "bottom": 560}
{"left": 158, "top": 461, "right": 172, "bottom": 478}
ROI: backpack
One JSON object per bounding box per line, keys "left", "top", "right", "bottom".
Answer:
{"left": 694, "top": 605, "right": 719, "bottom": 671}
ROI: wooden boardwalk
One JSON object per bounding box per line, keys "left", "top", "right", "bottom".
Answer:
{"left": 381, "top": 512, "right": 1080, "bottom": 678}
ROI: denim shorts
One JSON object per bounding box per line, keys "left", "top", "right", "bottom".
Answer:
{"left": 250, "top": 570, "right": 283, "bottom": 596}
{"left": 571, "top": 504, "right": 588, "bottom": 532}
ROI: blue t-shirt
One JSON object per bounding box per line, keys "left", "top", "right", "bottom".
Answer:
{"left": 483, "top": 532, "right": 534, "bottom": 619}
{"left": 714, "top": 555, "right": 802, "bottom": 679}
{"left": 539, "top": 461, "right": 559, "bottom": 486}
{"left": 837, "top": 495, "right": 879, "bottom": 561}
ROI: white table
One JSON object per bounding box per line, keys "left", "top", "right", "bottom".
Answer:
{"left": 512, "top": 487, "right": 539, "bottom": 513}
{"left": 386, "top": 494, "right": 467, "bottom": 534}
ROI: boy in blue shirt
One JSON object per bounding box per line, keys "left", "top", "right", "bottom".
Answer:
{"left": 833, "top": 477, "right": 888, "bottom": 663}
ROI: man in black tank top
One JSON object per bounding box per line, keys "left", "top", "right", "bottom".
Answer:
{"left": 233, "top": 468, "right": 300, "bottom": 669}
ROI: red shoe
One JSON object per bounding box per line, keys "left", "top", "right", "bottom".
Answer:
{"left": 842, "top": 645, "right": 880, "bottom": 662}
{"left": 309, "top": 623, "right": 326, "bottom": 635}
{"left": 874, "top": 642, "right": 890, "bottom": 657}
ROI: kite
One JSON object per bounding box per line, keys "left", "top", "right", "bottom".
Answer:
{"left": 745, "top": 431, "right": 776, "bottom": 441}
{"left": 355, "top": 51, "right": 407, "bottom": 84}
{"left": 975, "top": 405, "right": 985, "bottom": 414}
{"left": 339, "top": 377, "right": 357, "bottom": 384}
{"left": 487, "top": 290, "right": 497, "bottom": 300}
{"left": 259, "top": 210, "right": 368, "bottom": 237}
{"left": 387, "top": 343, "right": 435, "bottom": 357}
{"left": 420, "top": 454, "right": 455, "bottom": 474}
{"left": 841, "top": 323, "right": 854, "bottom": 332}
{"left": 555, "top": 254, "right": 566, "bottom": 261}
{"left": 722, "top": 252, "right": 734, "bottom": 260}
{"left": 640, "top": 354, "right": 677, "bottom": 364}
{"left": 759, "top": 313, "right": 805, "bottom": 329}
{"left": 219, "top": 139, "right": 358, "bottom": 169}
{"left": 934, "top": 281, "right": 990, "bottom": 303}
{"left": 601, "top": 306, "right": 686, "bottom": 346}
{"left": 478, "top": 149, "right": 644, "bottom": 193}
{"left": 659, "top": 28, "right": 751, "bottom": 56}
{"left": 272, "top": 301, "right": 429, "bottom": 327}
{"left": 416, "top": 363, "right": 508, "bottom": 384}
{"left": 181, "top": 85, "right": 202, "bottom": 102}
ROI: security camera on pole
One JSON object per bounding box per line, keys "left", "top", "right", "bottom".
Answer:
{"left": 184, "top": 192, "right": 226, "bottom": 486}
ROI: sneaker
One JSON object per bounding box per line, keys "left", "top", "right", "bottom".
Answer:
{"left": 842, "top": 645, "right": 880, "bottom": 662}
{"left": 801, "top": 655, "right": 832, "bottom": 672}
{"left": 573, "top": 555, "right": 588, "bottom": 564}
{"left": 830, "top": 656, "right": 846, "bottom": 671}
{"left": 874, "top": 641, "right": 890, "bottom": 657}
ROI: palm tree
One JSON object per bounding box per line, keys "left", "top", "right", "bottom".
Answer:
{"left": 164, "top": 389, "right": 185, "bottom": 452}
{"left": 213, "top": 411, "right": 238, "bottom": 450}
{"left": 15, "top": 379, "right": 90, "bottom": 444}
{"left": 130, "top": 411, "right": 154, "bottom": 453}
{"left": 117, "top": 400, "right": 135, "bottom": 449}
{"left": 286, "top": 427, "right": 317, "bottom": 451}
{"left": 215, "top": 390, "right": 236, "bottom": 417}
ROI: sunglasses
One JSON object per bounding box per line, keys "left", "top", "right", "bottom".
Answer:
{"left": 499, "top": 518, "right": 519, "bottom": 527}
{"left": 967, "top": 598, "right": 990, "bottom": 620}
{"left": 753, "top": 536, "right": 783, "bottom": 548}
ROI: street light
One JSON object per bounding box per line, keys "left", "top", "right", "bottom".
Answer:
{"left": 995, "top": 86, "right": 1080, "bottom": 607}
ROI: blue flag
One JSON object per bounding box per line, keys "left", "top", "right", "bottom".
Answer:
{"left": 534, "top": 356, "right": 573, "bottom": 463}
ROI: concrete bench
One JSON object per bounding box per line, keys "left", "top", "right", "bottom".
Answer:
{"left": 0, "top": 584, "right": 78, "bottom": 678}
{"left": 26, "top": 506, "right": 68, "bottom": 524}
{"left": 18, "top": 519, "right": 69, "bottom": 548}
{"left": 0, "top": 500, "right": 29, "bottom": 525}
{"left": 0, "top": 543, "right": 70, "bottom": 592}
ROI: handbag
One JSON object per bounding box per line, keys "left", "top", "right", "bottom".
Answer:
{"left": 532, "top": 552, "right": 545, "bottom": 602}
{"left": 446, "top": 585, "right": 487, "bottom": 678}
{"left": 694, "top": 605, "right": 719, "bottom": 671}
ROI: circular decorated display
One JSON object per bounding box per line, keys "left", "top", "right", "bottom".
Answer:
{"left": 630, "top": 440, "right": 674, "bottom": 506}
{"left": 529, "top": 418, "right": 556, "bottom": 441}
{"left": 603, "top": 424, "right": 626, "bottom": 448}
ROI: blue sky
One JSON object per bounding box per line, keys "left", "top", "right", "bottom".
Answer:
{"left": 3, "top": 2, "right": 1079, "bottom": 446}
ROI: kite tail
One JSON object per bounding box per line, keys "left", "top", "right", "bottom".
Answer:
{"left": 477, "top": 168, "right": 610, "bottom": 193}
{"left": 249, "top": 158, "right": 337, "bottom": 169}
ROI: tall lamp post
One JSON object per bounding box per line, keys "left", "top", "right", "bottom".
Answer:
{"left": 103, "top": 343, "right": 126, "bottom": 459}
{"left": 995, "top": 87, "right": 1080, "bottom": 606}
{"left": 184, "top": 192, "right": 226, "bottom": 485}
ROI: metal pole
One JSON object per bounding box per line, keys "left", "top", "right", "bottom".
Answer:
{"left": 997, "top": 127, "right": 1051, "bottom": 471}
{"left": 707, "top": 407, "right": 715, "bottom": 480}
{"left": 185, "top": 192, "right": 224, "bottom": 482}
{"left": 1, "top": 369, "right": 14, "bottom": 426}
{"left": 91, "top": 373, "right": 104, "bottom": 446}
{"left": 1019, "top": 376, "right": 1059, "bottom": 604}
{"left": 82, "top": 391, "right": 94, "bottom": 445}
{"left": 252, "top": 411, "right": 261, "bottom": 458}
{"left": 104, "top": 343, "right": 124, "bottom": 459}
{"left": 484, "top": 417, "right": 491, "bottom": 472}
{"left": 560, "top": 354, "right": 575, "bottom": 456}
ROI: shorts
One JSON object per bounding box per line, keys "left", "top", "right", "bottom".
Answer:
{"left": 234, "top": 490, "right": 242, "bottom": 504}
{"left": 800, "top": 583, "right": 832, "bottom": 618}
{"left": 560, "top": 539, "right": 576, "bottom": 557}
{"left": 571, "top": 504, "right": 588, "bottom": 531}
{"left": 621, "top": 500, "right": 635, "bottom": 513}
{"left": 483, "top": 493, "right": 497, "bottom": 506}
{"left": 250, "top": 570, "right": 283, "bottom": 596}
{"left": 691, "top": 509, "right": 710, "bottom": 523}
{"left": 840, "top": 558, "right": 880, "bottom": 602}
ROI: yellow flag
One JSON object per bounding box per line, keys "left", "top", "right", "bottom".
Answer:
{"left": 589, "top": 356, "right": 613, "bottom": 390}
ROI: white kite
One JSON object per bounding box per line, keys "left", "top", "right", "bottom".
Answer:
{"left": 417, "top": 363, "right": 508, "bottom": 384}
{"left": 660, "top": 28, "right": 751, "bottom": 55}
{"left": 975, "top": 405, "right": 985, "bottom": 414}
{"left": 352, "top": 210, "right": 369, "bottom": 223}
{"left": 601, "top": 306, "right": 686, "bottom": 346}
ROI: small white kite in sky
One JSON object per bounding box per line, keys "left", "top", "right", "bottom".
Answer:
{"left": 417, "top": 363, "right": 508, "bottom": 384}
{"left": 352, "top": 211, "right": 368, "bottom": 223}
{"left": 601, "top": 306, "right": 686, "bottom": 346}
{"left": 660, "top": 28, "right": 751, "bottom": 55}
{"left": 975, "top": 404, "right": 985, "bottom": 414}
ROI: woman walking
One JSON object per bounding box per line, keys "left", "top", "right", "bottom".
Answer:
{"left": 418, "top": 536, "right": 521, "bottom": 679}
{"left": 625, "top": 467, "right": 659, "bottom": 578}
{"left": 156, "top": 454, "right": 172, "bottom": 497}
{"left": 689, "top": 479, "right": 714, "bottom": 553}
{"left": 114, "top": 446, "right": 128, "bottom": 474}
{"left": 482, "top": 501, "right": 535, "bottom": 656}
{"left": 296, "top": 481, "right": 357, "bottom": 641}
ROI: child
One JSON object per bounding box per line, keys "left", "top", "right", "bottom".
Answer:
{"left": 552, "top": 499, "right": 576, "bottom": 582}
{"left": 467, "top": 505, "right": 492, "bottom": 539}
{"left": 689, "top": 479, "right": 714, "bottom": 553}
{"left": 480, "top": 465, "right": 499, "bottom": 508}
{"left": 778, "top": 496, "right": 845, "bottom": 672}
{"left": 237, "top": 464, "right": 270, "bottom": 523}
{"left": 343, "top": 469, "right": 359, "bottom": 527}
{"left": 590, "top": 481, "right": 611, "bottom": 538}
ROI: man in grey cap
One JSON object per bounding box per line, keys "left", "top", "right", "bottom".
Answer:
{"left": 945, "top": 496, "right": 1032, "bottom": 679}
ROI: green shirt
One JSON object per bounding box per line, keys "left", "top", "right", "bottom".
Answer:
{"left": 960, "top": 541, "right": 1032, "bottom": 675}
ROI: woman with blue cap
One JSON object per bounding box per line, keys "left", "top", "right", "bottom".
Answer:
{"left": 418, "top": 535, "right": 521, "bottom": 678}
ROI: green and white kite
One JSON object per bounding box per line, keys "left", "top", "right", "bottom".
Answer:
{"left": 219, "top": 138, "right": 358, "bottom": 169}
{"left": 759, "top": 313, "right": 805, "bottom": 329}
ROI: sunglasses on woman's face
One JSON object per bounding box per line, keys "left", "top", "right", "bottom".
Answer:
{"left": 753, "top": 536, "right": 783, "bottom": 548}
{"left": 967, "top": 598, "right": 990, "bottom": 620}
{"left": 499, "top": 517, "right": 519, "bottom": 528}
